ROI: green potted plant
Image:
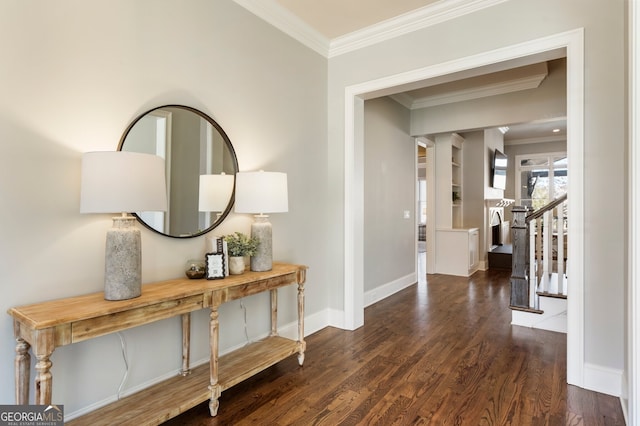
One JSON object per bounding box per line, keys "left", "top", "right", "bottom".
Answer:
{"left": 224, "top": 232, "right": 260, "bottom": 274}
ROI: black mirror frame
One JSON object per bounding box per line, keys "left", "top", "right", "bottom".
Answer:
{"left": 118, "top": 104, "right": 238, "bottom": 239}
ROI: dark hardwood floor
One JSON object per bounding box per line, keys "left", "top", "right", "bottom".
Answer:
{"left": 164, "top": 269, "right": 624, "bottom": 425}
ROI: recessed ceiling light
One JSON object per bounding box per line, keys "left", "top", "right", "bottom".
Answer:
{"left": 552, "top": 128, "right": 560, "bottom": 133}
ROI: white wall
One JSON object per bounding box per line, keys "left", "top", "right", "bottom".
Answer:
{"left": 460, "top": 131, "right": 489, "bottom": 263}
{"left": 363, "top": 97, "right": 415, "bottom": 292}
{"left": 0, "top": 0, "right": 329, "bottom": 416}
{"left": 328, "top": 0, "right": 625, "bottom": 390}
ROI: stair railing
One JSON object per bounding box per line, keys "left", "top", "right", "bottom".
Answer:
{"left": 510, "top": 194, "right": 568, "bottom": 311}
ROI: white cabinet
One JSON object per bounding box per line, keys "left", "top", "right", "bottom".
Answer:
{"left": 436, "top": 228, "right": 479, "bottom": 276}
{"left": 433, "top": 133, "right": 479, "bottom": 276}
{"left": 468, "top": 228, "right": 479, "bottom": 269}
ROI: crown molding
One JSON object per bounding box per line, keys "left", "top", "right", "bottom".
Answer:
{"left": 504, "top": 135, "right": 567, "bottom": 146}
{"left": 389, "top": 93, "right": 415, "bottom": 109}
{"left": 328, "top": 0, "right": 510, "bottom": 57}
{"left": 233, "top": 0, "right": 330, "bottom": 57}
{"left": 411, "top": 72, "right": 547, "bottom": 109}
{"left": 235, "top": 0, "right": 510, "bottom": 59}
{"left": 390, "top": 62, "right": 546, "bottom": 110}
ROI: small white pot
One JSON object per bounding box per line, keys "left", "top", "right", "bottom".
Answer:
{"left": 228, "top": 256, "right": 246, "bottom": 275}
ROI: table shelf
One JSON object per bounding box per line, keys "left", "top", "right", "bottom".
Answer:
{"left": 66, "top": 336, "right": 301, "bottom": 426}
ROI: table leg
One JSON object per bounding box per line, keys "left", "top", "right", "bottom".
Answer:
{"left": 34, "top": 353, "right": 53, "bottom": 405}
{"left": 180, "top": 313, "right": 191, "bottom": 376}
{"left": 15, "top": 337, "right": 30, "bottom": 404}
{"left": 208, "top": 306, "right": 220, "bottom": 416}
{"left": 270, "top": 289, "right": 278, "bottom": 337}
{"left": 297, "top": 281, "right": 306, "bottom": 366}
{"left": 32, "top": 328, "right": 55, "bottom": 405}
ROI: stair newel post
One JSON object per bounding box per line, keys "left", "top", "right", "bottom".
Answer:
{"left": 510, "top": 206, "right": 531, "bottom": 308}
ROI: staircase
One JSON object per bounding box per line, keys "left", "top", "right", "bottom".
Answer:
{"left": 509, "top": 194, "right": 568, "bottom": 333}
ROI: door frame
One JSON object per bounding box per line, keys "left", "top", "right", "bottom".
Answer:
{"left": 343, "top": 28, "right": 584, "bottom": 387}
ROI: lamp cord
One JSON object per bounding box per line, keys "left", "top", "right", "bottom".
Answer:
{"left": 116, "top": 303, "right": 249, "bottom": 400}
{"left": 240, "top": 300, "right": 250, "bottom": 345}
{"left": 116, "top": 332, "right": 129, "bottom": 399}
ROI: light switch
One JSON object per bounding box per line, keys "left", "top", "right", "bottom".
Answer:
{"left": 403, "top": 210, "right": 411, "bottom": 219}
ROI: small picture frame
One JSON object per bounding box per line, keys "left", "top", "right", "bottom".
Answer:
{"left": 205, "top": 252, "right": 226, "bottom": 280}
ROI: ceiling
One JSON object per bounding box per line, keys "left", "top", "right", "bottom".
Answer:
{"left": 236, "top": 0, "right": 567, "bottom": 143}
{"left": 274, "top": 0, "right": 441, "bottom": 39}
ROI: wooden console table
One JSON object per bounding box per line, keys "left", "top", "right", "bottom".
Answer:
{"left": 7, "top": 262, "right": 307, "bottom": 425}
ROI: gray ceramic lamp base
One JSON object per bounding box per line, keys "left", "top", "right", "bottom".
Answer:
{"left": 104, "top": 216, "right": 142, "bottom": 300}
{"left": 250, "top": 216, "right": 273, "bottom": 272}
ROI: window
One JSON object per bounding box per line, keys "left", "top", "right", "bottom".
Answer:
{"left": 418, "top": 179, "right": 427, "bottom": 224}
{"left": 516, "top": 152, "right": 567, "bottom": 210}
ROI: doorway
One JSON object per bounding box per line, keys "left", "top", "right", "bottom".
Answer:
{"left": 343, "top": 29, "right": 584, "bottom": 387}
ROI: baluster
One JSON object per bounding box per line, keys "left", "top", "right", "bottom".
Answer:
{"left": 535, "top": 217, "right": 543, "bottom": 297}
{"left": 558, "top": 203, "right": 567, "bottom": 295}
{"left": 529, "top": 219, "right": 536, "bottom": 308}
{"left": 543, "top": 210, "right": 553, "bottom": 293}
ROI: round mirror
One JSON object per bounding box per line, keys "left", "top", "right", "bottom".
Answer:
{"left": 118, "top": 105, "right": 238, "bottom": 238}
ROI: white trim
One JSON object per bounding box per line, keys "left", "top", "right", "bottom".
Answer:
{"left": 564, "top": 29, "right": 584, "bottom": 389}
{"left": 410, "top": 72, "right": 547, "bottom": 109}
{"left": 363, "top": 273, "right": 417, "bottom": 308}
{"left": 232, "top": 0, "right": 330, "bottom": 56}
{"left": 329, "top": 0, "right": 510, "bottom": 58}
{"left": 628, "top": 0, "right": 640, "bottom": 422}
{"left": 583, "top": 363, "right": 624, "bottom": 398}
{"left": 505, "top": 135, "right": 567, "bottom": 146}
{"left": 234, "top": 0, "right": 509, "bottom": 59}
{"left": 344, "top": 28, "right": 585, "bottom": 387}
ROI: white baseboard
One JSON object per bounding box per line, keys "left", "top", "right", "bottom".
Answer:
{"left": 278, "top": 308, "right": 331, "bottom": 339}
{"left": 584, "top": 363, "right": 623, "bottom": 397}
{"left": 325, "top": 273, "right": 417, "bottom": 329}
{"left": 363, "top": 273, "right": 416, "bottom": 308}
{"left": 478, "top": 260, "right": 487, "bottom": 271}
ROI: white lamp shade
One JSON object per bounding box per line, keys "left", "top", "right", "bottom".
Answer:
{"left": 199, "top": 173, "right": 235, "bottom": 212}
{"left": 80, "top": 151, "right": 168, "bottom": 213}
{"left": 234, "top": 171, "right": 288, "bottom": 214}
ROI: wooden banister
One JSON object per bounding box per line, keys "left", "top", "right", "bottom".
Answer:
{"left": 525, "top": 194, "right": 568, "bottom": 221}
{"left": 510, "top": 194, "right": 568, "bottom": 312}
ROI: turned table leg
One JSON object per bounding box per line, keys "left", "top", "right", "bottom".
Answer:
{"left": 270, "top": 289, "right": 278, "bottom": 337}
{"left": 15, "top": 337, "right": 30, "bottom": 404}
{"left": 32, "top": 328, "right": 55, "bottom": 405}
{"left": 34, "top": 353, "right": 53, "bottom": 405}
{"left": 208, "top": 305, "right": 221, "bottom": 416}
{"left": 297, "top": 279, "right": 306, "bottom": 366}
{"left": 180, "top": 313, "right": 191, "bottom": 376}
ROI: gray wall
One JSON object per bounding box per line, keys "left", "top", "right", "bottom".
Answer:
{"left": 0, "top": 0, "right": 329, "bottom": 414}
{"left": 363, "top": 97, "right": 415, "bottom": 291}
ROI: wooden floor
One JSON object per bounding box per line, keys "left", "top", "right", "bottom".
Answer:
{"left": 164, "top": 269, "right": 624, "bottom": 425}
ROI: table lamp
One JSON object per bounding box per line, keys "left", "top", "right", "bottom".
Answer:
{"left": 198, "top": 173, "right": 235, "bottom": 215}
{"left": 80, "top": 151, "right": 167, "bottom": 300}
{"left": 234, "top": 171, "right": 288, "bottom": 271}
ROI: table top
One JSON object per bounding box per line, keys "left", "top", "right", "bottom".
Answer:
{"left": 7, "top": 263, "right": 307, "bottom": 330}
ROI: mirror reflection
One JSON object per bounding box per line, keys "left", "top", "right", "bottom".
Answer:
{"left": 118, "top": 105, "right": 238, "bottom": 238}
